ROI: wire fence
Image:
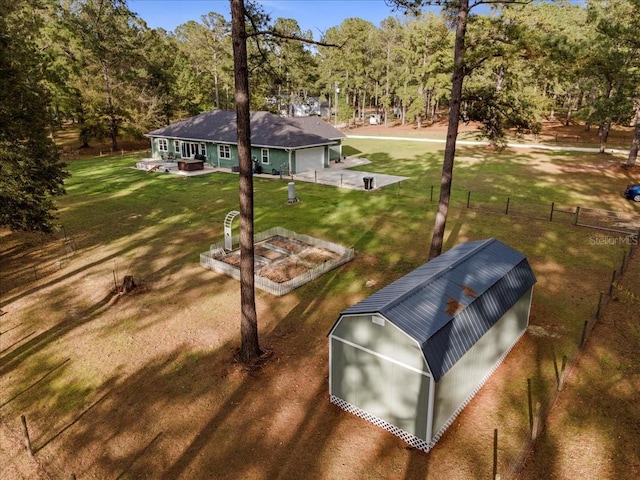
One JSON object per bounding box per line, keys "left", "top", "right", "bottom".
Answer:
{"left": 436, "top": 186, "right": 640, "bottom": 236}
{"left": 501, "top": 238, "right": 638, "bottom": 479}
{"left": 0, "top": 227, "right": 77, "bottom": 304}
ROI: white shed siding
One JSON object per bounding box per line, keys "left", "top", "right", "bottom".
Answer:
{"left": 329, "top": 314, "right": 432, "bottom": 440}
{"left": 330, "top": 338, "right": 431, "bottom": 440}
{"left": 329, "top": 239, "right": 536, "bottom": 452}
{"left": 431, "top": 288, "right": 533, "bottom": 440}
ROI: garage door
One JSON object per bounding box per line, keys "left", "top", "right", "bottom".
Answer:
{"left": 295, "top": 147, "right": 324, "bottom": 173}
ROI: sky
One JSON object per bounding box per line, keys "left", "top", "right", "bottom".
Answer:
{"left": 128, "top": 0, "right": 418, "bottom": 38}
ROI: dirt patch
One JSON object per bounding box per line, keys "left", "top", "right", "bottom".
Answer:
{"left": 516, "top": 252, "right": 640, "bottom": 479}
{"left": 219, "top": 236, "right": 343, "bottom": 283}
{"left": 2, "top": 120, "right": 639, "bottom": 480}
{"left": 255, "top": 247, "right": 339, "bottom": 283}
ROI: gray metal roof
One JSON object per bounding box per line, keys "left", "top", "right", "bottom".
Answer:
{"left": 145, "top": 110, "right": 346, "bottom": 149}
{"left": 337, "top": 238, "right": 536, "bottom": 381}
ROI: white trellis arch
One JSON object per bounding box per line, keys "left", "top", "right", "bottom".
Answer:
{"left": 224, "top": 210, "right": 240, "bottom": 251}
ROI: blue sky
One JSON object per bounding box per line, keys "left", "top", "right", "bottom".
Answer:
{"left": 128, "top": 0, "right": 418, "bottom": 38}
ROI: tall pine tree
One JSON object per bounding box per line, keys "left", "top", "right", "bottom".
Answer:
{"left": 0, "top": 0, "right": 68, "bottom": 232}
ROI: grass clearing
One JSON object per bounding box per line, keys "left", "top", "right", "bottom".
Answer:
{"left": 1, "top": 126, "right": 638, "bottom": 479}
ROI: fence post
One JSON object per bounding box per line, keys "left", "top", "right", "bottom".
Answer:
{"left": 549, "top": 202, "right": 555, "bottom": 222}
{"left": 505, "top": 197, "right": 510, "bottom": 215}
{"left": 493, "top": 428, "right": 499, "bottom": 480}
{"left": 532, "top": 402, "right": 541, "bottom": 439}
{"left": 608, "top": 270, "right": 617, "bottom": 295}
{"left": 430, "top": 185, "right": 434, "bottom": 202}
{"left": 527, "top": 378, "right": 533, "bottom": 437}
{"left": 596, "top": 292, "right": 604, "bottom": 320}
{"left": 580, "top": 320, "right": 589, "bottom": 348}
{"left": 21, "top": 415, "right": 33, "bottom": 456}
{"left": 620, "top": 251, "right": 627, "bottom": 274}
{"left": 574, "top": 206, "right": 580, "bottom": 225}
{"left": 466, "top": 191, "right": 471, "bottom": 209}
{"left": 559, "top": 355, "right": 567, "bottom": 390}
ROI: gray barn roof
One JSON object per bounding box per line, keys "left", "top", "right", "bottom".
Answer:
{"left": 336, "top": 238, "right": 536, "bottom": 381}
{"left": 145, "top": 110, "right": 346, "bottom": 149}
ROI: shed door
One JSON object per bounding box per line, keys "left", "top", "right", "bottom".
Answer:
{"left": 331, "top": 338, "right": 430, "bottom": 441}
{"left": 295, "top": 147, "right": 324, "bottom": 173}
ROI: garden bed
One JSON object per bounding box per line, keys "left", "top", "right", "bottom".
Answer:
{"left": 200, "top": 227, "right": 355, "bottom": 296}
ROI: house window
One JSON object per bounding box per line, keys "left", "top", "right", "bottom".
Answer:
{"left": 199, "top": 143, "right": 207, "bottom": 158}
{"left": 158, "top": 138, "right": 168, "bottom": 152}
{"left": 261, "top": 148, "right": 270, "bottom": 165}
{"left": 218, "top": 144, "right": 231, "bottom": 159}
{"left": 174, "top": 140, "right": 180, "bottom": 153}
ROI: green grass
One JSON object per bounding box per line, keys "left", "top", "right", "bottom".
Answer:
{"left": 55, "top": 144, "right": 626, "bottom": 341}
{"left": 55, "top": 142, "right": 629, "bottom": 276}
{"left": 2, "top": 137, "right": 634, "bottom": 478}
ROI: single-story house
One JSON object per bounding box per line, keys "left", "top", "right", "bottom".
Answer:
{"left": 328, "top": 238, "right": 537, "bottom": 452}
{"left": 145, "top": 110, "right": 346, "bottom": 174}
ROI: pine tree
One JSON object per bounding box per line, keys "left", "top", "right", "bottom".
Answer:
{"left": 0, "top": 0, "right": 68, "bottom": 233}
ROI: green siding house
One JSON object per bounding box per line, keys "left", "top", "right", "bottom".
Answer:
{"left": 145, "top": 110, "right": 346, "bottom": 174}
{"left": 328, "top": 238, "right": 536, "bottom": 452}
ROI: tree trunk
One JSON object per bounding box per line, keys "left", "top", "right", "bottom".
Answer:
{"left": 599, "top": 121, "right": 610, "bottom": 154}
{"left": 214, "top": 71, "right": 220, "bottom": 109}
{"left": 385, "top": 44, "right": 390, "bottom": 127}
{"left": 565, "top": 94, "right": 573, "bottom": 126}
{"left": 429, "top": 0, "right": 469, "bottom": 260}
{"left": 628, "top": 102, "right": 640, "bottom": 167}
{"left": 231, "top": 0, "right": 262, "bottom": 364}
{"left": 101, "top": 61, "right": 118, "bottom": 151}
{"left": 77, "top": 102, "right": 90, "bottom": 148}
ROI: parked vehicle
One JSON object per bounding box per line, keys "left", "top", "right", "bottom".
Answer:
{"left": 624, "top": 184, "right": 640, "bottom": 202}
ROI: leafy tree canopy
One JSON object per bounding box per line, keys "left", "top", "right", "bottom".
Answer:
{"left": 0, "top": 0, "right": 68, "bottom": 233}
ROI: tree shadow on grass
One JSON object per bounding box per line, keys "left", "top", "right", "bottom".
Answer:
{"left": 0, "top": 290, "right": 118, "bottom": 376}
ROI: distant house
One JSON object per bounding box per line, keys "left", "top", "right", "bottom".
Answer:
{"left": 328, "top": 238, "right": 537, "bottom": 452}
{"left": 145, "top": 110, "right": 346, "bottom": 174}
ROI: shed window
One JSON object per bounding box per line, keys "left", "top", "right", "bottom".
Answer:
{"left": 158, "top": 138, "right": 168, "bottom": 152}
{"left": 200, "top": 143, "right": 207, "bottom": 157}
{"left": 174, "top": 140, "right": 180, "bottom": 153}
{"left": 261, "top": 148, "right": 270, "bottom": 165}
{"left": 218, "top": 144, "right": 231, "bottom": 159}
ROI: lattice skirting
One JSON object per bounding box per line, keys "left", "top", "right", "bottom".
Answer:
{"left": 330, "top": 330, "right": 527, "bottom": 453}
{"left": 330, "top": 395, "right": 433, "bottom": 452}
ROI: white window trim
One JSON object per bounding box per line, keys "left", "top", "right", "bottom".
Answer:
{"left": 218, "top": 144, "right": 231, "bottom": 159}
{"left": 158, "top": 138, "right": 168, "bottom": 152}
{"left": 261, "top": 148, "right": 270, "bottom": 165}
{"left": 174, "top": 140, "right": 180, "bottom": 153}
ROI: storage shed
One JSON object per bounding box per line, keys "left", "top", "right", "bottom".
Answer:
{"left": 328, "top": 238, "right": 536, "bottom": 452}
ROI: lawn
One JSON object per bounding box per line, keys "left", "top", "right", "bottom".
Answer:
{"left": 1, "top": 127, "right": 638, "bottom": 479}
